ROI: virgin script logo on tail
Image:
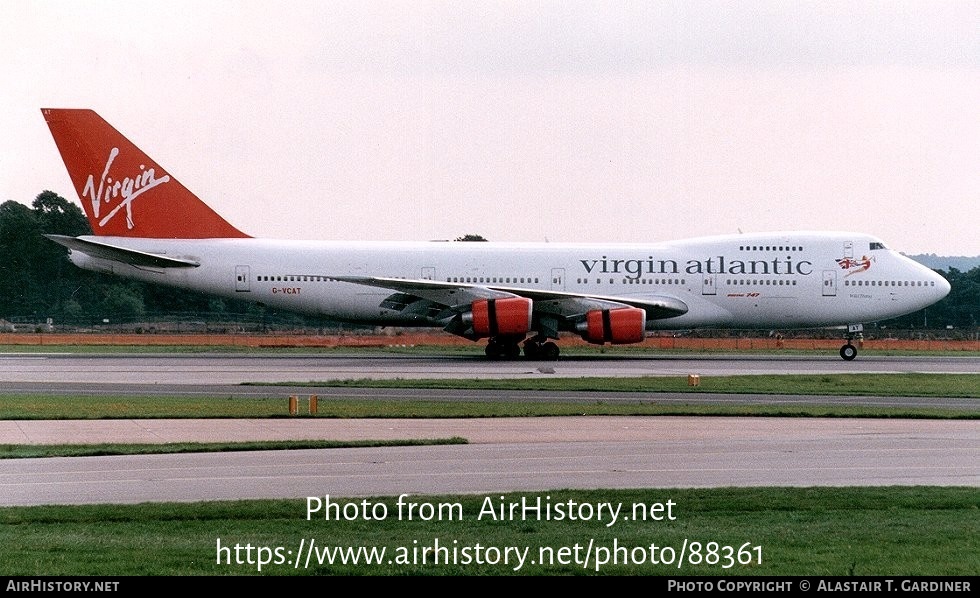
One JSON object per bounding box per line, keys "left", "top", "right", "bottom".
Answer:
{"left": 80, "top": 147, "right": 171, "bottom": 230}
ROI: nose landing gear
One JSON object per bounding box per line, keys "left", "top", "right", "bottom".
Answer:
{"left": 840, "top": 324, "right": 864, "bottom": 361}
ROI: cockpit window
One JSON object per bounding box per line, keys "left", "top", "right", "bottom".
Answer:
{"left": 869, "top": 242, "right": 887, "bottom": 250}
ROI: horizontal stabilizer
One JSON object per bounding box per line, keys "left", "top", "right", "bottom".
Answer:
{"left": 45, "top": 235, "right": 200, "bottom": 268}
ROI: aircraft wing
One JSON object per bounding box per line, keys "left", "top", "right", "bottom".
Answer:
{"left": 329, "top": 275, "right": 688, "bottom": 320}
{"left": 45, "top": 235, "right": 201, "bottom": 268}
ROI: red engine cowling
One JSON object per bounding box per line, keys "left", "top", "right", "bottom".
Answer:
{"left": 579, "top": 307, "right": 646, "bottom": 344}
{"left": 471, "top": 297, "right": 533, "bottom": 337}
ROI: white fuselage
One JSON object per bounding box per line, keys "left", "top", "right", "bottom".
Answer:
{"left": 67, "top": 231, "right": 950, "bottom": 332}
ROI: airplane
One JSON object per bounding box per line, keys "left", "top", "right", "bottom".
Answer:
{"left": 40, "top": 108, "right": 951, "bottom": 361}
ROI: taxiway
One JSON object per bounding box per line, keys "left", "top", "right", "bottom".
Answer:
{"left": 0, "top": 352, "right": 976, "bottom": 506}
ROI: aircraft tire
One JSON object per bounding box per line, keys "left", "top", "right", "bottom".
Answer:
{"left": 840, "top": 343, "right": 858, "bottom": 361}
{"left": 540, "top": 341, "right": 560, "bottom": 360}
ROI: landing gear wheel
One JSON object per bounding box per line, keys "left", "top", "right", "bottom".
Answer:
{"left": 486, "top": 339, "right": 521, "bottom": 359}
{"left": 840, "top": 343, "right": 858, "bottom": 361}
{"left": 540, "top": 341, "right": 560, "bottom": 360}
{"left": 522, "top": 340, "right": 540, "bottom": 359}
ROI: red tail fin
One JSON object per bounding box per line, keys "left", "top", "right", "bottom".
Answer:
{"left": 42, "top": 109, "right": 249, "bottom": 239}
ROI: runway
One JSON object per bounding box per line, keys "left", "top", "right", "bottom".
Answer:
{"left": 0, "top": 352, "right": 977, "bottom": 506}
{"left": 1, "top": 352, "right": 977, "bottom": 385}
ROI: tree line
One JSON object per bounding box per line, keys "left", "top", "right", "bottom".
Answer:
{"left": 0, "top": 192, "right": 274, "bottom": 331}
{"left": 1, "top": 191, "right": 977, "bottom": 336}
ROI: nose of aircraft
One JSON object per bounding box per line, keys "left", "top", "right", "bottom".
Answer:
{"left": 934, "top": 271, "right": 952, "bottom": 301}
{"left": 905, "top": 257, "right": 951, "bottom": 310}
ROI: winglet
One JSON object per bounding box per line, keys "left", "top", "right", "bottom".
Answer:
{"left": 41, "top": 108, "right": 250, "bottom": 239}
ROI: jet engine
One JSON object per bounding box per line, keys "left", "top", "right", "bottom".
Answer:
{"left": 471, "top": 297, "right": 533, "bottom": 337}
{"left": 578, "top": 307, "right": 646, "bottom": 344}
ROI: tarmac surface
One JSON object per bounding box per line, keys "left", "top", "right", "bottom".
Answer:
{"left": 0, "top": 352, "right": 976, "bottom": 506}
{"left": 1, "top": 352, "right": 977, "bottom": 384}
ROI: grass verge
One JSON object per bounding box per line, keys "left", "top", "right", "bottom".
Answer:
{"left": 0, "top": 437, "right": 467, "bottom": 459}
{"left": 0, "top": 396, "right": 974, "bottom": 423}
{"left": 1, "top": 487, "right": 976, "bottom": 576}
{"left": 268, "top": 373, "right": 980, "bottom": 397}
{"left": 1, "top": 374, "right": 975, "bottom": 422}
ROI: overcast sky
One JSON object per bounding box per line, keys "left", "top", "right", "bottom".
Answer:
{"left": 2, "top": 1, "right": 978, "bottom": 255}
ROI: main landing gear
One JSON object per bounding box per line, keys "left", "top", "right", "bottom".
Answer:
{"left": 484, "top": 337, "right": 522, "bottom": 359}
{"left": 484, "top": 335, "right": 560, "bottom": 360}
{"left": 522, "top": 336, "right": 560, "bottom": 360}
